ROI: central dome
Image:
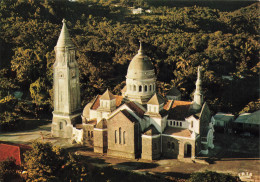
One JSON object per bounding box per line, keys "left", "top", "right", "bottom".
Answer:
{"left": 124, "top": 41, "right": 156, "bottom": 105}
{"left": 127, "top": 42, "right": 155, "bottom": 79}
{"left": 128, "top": 52, "right": 154, "bottom": 71}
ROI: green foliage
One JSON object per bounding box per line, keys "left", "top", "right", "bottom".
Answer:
{"left": 24, "top": 142, "right": 64, "bottom": 181}
{"left": 0, "top": 159, "right": 22, "bottom": 182}
{"left": 0, "top": 95, "right": 19, "bottom": 131}
{"left": 24, "top": 142, "right": 89, "bottom": 181}
{"left": 189, "top": 171, "right": 240, "bottom": 182}
{"left": 239, "top": 99, "right": 260, "bottom": 114}
{"left": 0, "top": 0, "right": 259, "bottom": 116}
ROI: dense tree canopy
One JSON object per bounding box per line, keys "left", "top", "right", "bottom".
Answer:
{"left": 0, "top": 0, "right": 259, "bottom": 124}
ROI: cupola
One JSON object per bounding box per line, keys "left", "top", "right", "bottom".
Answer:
{"left": 124, "top": 41, "right": 156, "bottom": 104}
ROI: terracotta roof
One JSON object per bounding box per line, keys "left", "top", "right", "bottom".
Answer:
{"left": 91, "top": 95, "right": 101, "bottom": 110}
{"left": 143, "top": 125, "right": 160, "bottom": 136}
{"left": 121, "top": 109, "right": 139, "bottom": 123}
{"left": 168, "top": 101, "right": 192, "bottom": 120}
{"left": 163, "top": 100, "right": 173, "bottom": 111}
{"left": 96, "top": 119, "right": 107, "bottom": 129}
{"left": 91, "top": 95, "right": 123, "bottom": 110}
{"left": 100, "top": 89, "right": 115, "bottom": 100}
{"left": 147, "top": 93, "right": 165, "bottom": 105}
{"left": 166, "top": 87, "right": 181, "bottom": 96}
{"left": 115, "top": 95, "right": 124, "bottom": 107}
{"left": 163, "top": 127, "right": 192, "bottom": 138}
{"left": 0, "top": 143, "right": 30, "bottom": 165}
{"left": 125, "top": 101, "right": 145, "bottom": 118}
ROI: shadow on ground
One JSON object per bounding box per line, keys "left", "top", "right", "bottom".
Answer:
{"left": 156, "top": 171, "right": 191, "bottom": 180}
{"left": 114, "top": 162, "right": 159, "bottom": 170}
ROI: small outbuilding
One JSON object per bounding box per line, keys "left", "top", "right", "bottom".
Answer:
{"left": 212, "top": 112, "right": 234, "bottom": 132}
{"left": 233, "top": 110, "right": 260, "bottom": 136}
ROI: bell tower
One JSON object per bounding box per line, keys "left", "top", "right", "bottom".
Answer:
{"left": 52, "top": 19, "right": 81, "bottom": 138}
{"left": 192, "top": 66, "right": 204, "bottom": 111}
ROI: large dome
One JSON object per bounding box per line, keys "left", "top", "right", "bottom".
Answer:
{"left": 127, "top": 42, "right": 155, "bottom": 79}
{"left": 128, "top": 53, "right": 154, "bottom": 71}
{"left": 124, "top": 42, "right": 157, "bottom": 105}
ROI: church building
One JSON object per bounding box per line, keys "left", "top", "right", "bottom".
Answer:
{"left": 52, "top": 20, "right": 214, "bottom": 160}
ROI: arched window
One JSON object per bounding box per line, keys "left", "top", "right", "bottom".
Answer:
{"left": 133, "top": 85, "right": 136, "bottom": 91}
{"left": 149, "top": 85, "right": 152, "bottom": 91}
{"left": 139, "top": 85, "right": 142, "bottom": 92}
{"left": 88, "top": 131, "right": 90, "bottom": 137}
{"left": 123, "top": 131, "right": 126, "bottom": 144}
{"left": 60, "top": 122, "right": 63, "bottom": 130}
{"left": 172, "top": 142, "right": 175, "bottom": 150}
{"left": 170, "top": 121, "right": 172, "bottom": 126}
{"left": 91, "top": 131, "right": 93, "bottom": 138}
{"left": 119, "top": 127, "right": 121, "bottom": 144}
{"left": 115, "top": 130, "right": 117, "bottom": 143}
{"left": 167, "top": 142, "right": 170, "bottom": 149}
{"left": 173, "top": 121, "right": 175, "bottom": 126}
{"left": 191, "top": 121, "right": 193, "bottom": 128}
{"left": 145, "top": 85, "right": 148, "bottom": 92}
{"left": 180, "top": 122, "right": 182, "bottom": 127}
{"left": 177, "top": 122, "right": 179, "bottom": 126}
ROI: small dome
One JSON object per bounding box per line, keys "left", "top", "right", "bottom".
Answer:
{"left": 127, "top": 42, "right": 155, "bottom": 79}
{"left": 82, "top": 103, "right": 92, "bottom": 118}
{"left": 166, "top": 87, "right": 181, "bottom": 97}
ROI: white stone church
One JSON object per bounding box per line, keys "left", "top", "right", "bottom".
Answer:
{"left": 52, "top": 20, "right": 214, "bottom": 160}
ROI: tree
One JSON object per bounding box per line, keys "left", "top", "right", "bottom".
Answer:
{"left": 239, "top": 99, "right": 260, "bottom": 114}
{"left": 23, "top": 142, "right": 64, "bottom": 181}
{"left": 23, "top": 142, "right": 89, "bottom": 181}
{"left": 189, "top": 171, "right": 240, "bottom": 182}
{"left": 0, "top": 158, "right": 22, "bottom": 182}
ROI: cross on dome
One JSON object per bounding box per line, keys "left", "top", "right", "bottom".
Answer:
{"left": 62, "top": 19, "right": 66, "bottom": 24}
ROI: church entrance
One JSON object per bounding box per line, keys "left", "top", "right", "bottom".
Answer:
{"left": 184, "top": 143, "right": 192, "bottom": 158}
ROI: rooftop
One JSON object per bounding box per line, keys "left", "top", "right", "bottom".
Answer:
{"left": 234, "top": 110, "right": 260, "bottom": 125}
{"left": 168, "top": 101, "right": 192, "bottom": 120}
{"left": 147, "top": 93, "right": 165, "bottom": 105}
{"left": 143, "top": 125, "right": 160, "bottom": 136}
{"left": 163, "top": 127, "right": 192, "bottom": 138}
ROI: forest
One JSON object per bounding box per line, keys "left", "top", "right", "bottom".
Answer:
{"left": 0, "top": 0, "right": 259, "bottom": 129}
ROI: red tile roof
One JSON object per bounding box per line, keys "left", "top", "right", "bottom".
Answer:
{"left": 91, "top": 95, "right": 123, "bottom": 110}
{"left": 0, "top": 143, "right": 30, "bottom": 165}
{"left": 163, "top": 100, "right": 173, "bottom": 111}
{"left": 126, "top": 101, "right": 145, "bottom": 118}
{"left": 168, "top": 101, "right": 192, "bottom": 120}
{"left": 121, "top": 109, "right": 139, "bottom": 123}
{"left": 91, "top": 95, "right": 101, "bottom": 110}
{"left": 115, "top": 95, "right": 124, "bottom": 107}
{"left": 163, "top": 127, "right": 192, "bottom": 138}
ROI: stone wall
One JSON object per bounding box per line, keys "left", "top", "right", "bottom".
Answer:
{"left": 162, "top": 135, "right": 196, "bottom": 159}
{"left": 141, "top": 134, "right": 161, "bottom": 160}
{"left": 107, "top": 112, "right": 139, "bottom": 159}
{"left": 94, "top": 129, "right": 107, "bottom": 153}
{"left": 52, "top": 113, "right": 80, "bottom": 138}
